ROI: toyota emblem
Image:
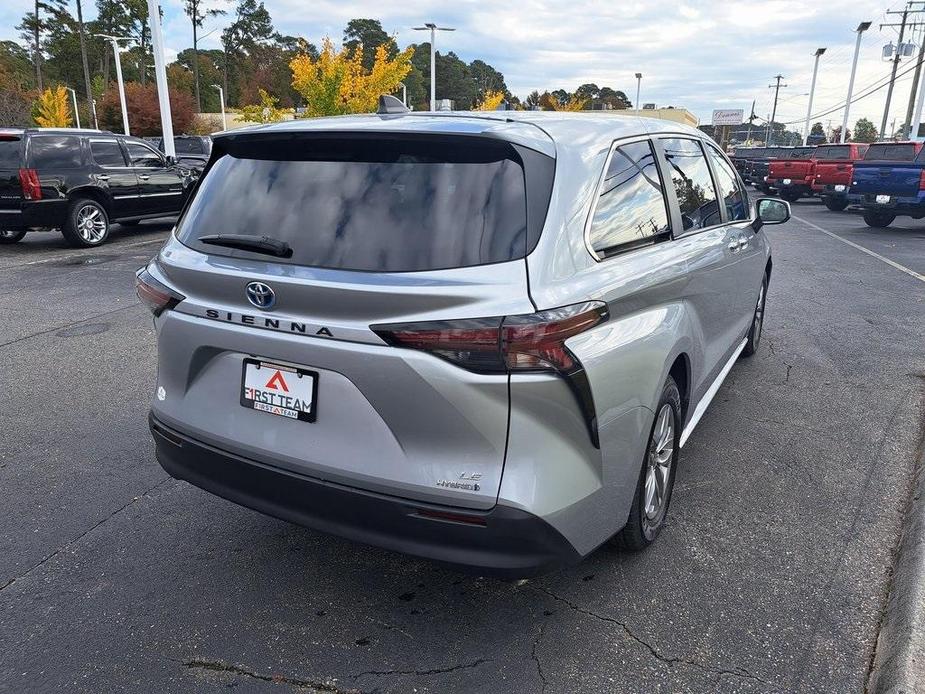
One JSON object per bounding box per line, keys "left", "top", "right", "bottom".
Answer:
{"left": 245, "top": 281, "right": 276, "bottom": 310}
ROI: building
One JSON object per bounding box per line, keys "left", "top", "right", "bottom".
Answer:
{"left": 603, "top": 107, "right": 699, "bottom": 127}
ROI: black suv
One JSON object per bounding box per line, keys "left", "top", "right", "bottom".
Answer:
{"left": 0, "top": 128, "right": 198, "bottom": 247}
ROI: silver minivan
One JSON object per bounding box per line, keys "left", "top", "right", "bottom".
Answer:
{"left": 138, "top": 108, "right": 790, "bottom": 576}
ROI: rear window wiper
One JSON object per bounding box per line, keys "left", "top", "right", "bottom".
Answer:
{"left": 197, "top": 234, "right": 293, "bottom": 258}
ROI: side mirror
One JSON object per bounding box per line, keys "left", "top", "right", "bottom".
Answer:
{"left": 752, "top": 197, "right": 791, "bottom": 232}
{"left": 164, "top": 155, "right": 176, "bottom": 167}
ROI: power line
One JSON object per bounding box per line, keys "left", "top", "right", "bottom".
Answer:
{"left": 778, "top": 49, "right": 925, "bottom": 125}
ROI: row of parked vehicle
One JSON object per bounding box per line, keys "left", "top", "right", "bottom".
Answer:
{"left": 731, "top": 141, "right": 925, "bottom": 228}
{"left": 0, "top": 129, "right": 211, "bottom": 247}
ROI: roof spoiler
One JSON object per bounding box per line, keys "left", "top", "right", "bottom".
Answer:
{"left": 377, "top": 94, "right": 410, "bottom": 115}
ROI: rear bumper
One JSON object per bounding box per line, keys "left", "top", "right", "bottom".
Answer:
{"left": 769, "top": 178, "right": 812, "bottom": 194}
{"left": 847, "top": 192, "right": 925, "bottom": 214}
{"left": 812, "top": 183, "right": 848, "bottom": 198}
{"left": 149, "top": 414, "right": 582, "bottom": 577}
{"left": 0, "top": 200, "right": 68, "bottom": 230}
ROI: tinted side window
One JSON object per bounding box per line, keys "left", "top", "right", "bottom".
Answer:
{"left": 706, "top": 146, "right": 749, "bottom": 222}
{"left": 0, "top": 137, "right": 22, "bottom": 168}
{"left": 126, "top": 142, "right": 163, "bottom": 167}
{"left": 588, "top": 140, "right": 670, "bottom": 256}
{"left": 29, "top": 136, "right": 82, "bottom": 168}
{"left": 174, "top": 138, "right": 202, "bottom": 154}
{"left": 866, "top": 144, "right": 917, "bottom": 161}
{"left": 90, "top": 140, "right": 127, "bottom": 167}
{"left": 662, "top": 138, "right": 720, "bottom": 231}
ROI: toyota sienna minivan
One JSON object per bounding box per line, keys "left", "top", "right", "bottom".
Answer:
{"left": 139, "top": 104, "right": 790, "bottom": 576}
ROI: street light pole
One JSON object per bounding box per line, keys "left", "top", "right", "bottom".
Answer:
{"left": 413, "top": 23, "right": 455, "bottom": 110}
{"left": 212, "top": 84, "right": 226, "bottom": 130}
{"left": 842, "top": 21, "right": 871, "bottom": 143}
{"left": 635, "top": 72, "right": 642, "bottom": 113}
{"left": 65, "top": 87, "right": 80, "bottom": 128}
{"left": 803, "top": 48, "right": 826, "bottom": 145}
{"left": 147, "top": 0, "right": 175, "bottom": 158}
{"left": 96, "top": 34, "right": 131, "bottom": 135}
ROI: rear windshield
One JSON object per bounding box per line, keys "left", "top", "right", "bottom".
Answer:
{"left": 0, "top": 136, "right": 21, "bottom": 168}
{"left": 864, "top": 143, "right": 918, "bottom": 161}
{"left": 814, "top": 146, "right": 851, "bottom": 160}
{"left": 178, "top": 136, "right": 535, "bottom": 272}
{"left": 789, "top": 147, "right": 815, "bottom": 159}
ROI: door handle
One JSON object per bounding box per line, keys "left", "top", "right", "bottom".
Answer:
{"left": 138, "top": 174, "right": 150, "bottom": 180}
{"left": 738, "top": 236, "right": 749, "bottom": 249}
{"left": 727, "top": 239, "right": 740, "bottom": 252}
{"left": 97, "top": 174, "right": 109, "bottom": 181}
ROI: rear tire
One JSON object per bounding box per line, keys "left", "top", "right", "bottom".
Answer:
{"left": 824, "top": 197, "right": 849, "bottom": 212}
{"left": 741, "top": 273, "right": 768, "bottom": 358}
{"left": 0, "top": 230, "right": 27, "bottom": 244}
{"left": 863, "top": 211, "right": 895, "bottom": 228}
{"left": 614, "top": 377, "right": 681, "bottom": 551}
{"left": 61, "top": 197, "right": 110, "bottom": 247}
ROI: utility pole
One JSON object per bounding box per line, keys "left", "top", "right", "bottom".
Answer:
{"left": 879, "top": 6, "right": 925, "bottom": 138}
{"left": 766, "top": 75, "right": 787, "bottom": 145}
{"left": 902, "top": 9, "right": 925, "bottom": 136}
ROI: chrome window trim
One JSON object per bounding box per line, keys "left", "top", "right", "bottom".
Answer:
{"left": 582, "top": 134, "right": 673, "bottom": 262}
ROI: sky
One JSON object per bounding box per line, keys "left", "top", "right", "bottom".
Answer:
{"left": 2, "top": 0, "right": 921, "bottom": 133}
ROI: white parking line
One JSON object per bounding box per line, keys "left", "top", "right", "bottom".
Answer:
{"left": 792, "top": 215, "right": 925, "bottom": 284}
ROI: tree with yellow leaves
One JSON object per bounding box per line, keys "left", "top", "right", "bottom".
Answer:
{"left": 475, "top": 90, "right": 505, "bottom": 111}
{"left": 554, "top": 95, "right": 588, "bottom": 112}
{"left": 239, "top": 88, "right": 290, "bottom": 124}
{"left": 290, "top": 38, "right": 413, "bottom": 117}
{"left": 33, "top": 86, "right": 72, "bottom": 127}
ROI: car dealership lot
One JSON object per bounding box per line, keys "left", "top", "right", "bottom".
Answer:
{"left": 0, "top": 205, "right": 923, "bottom": 693}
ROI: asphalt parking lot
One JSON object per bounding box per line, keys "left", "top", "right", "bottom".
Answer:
{"left": 1, "top": 200, "right": 923, "bottom": 694}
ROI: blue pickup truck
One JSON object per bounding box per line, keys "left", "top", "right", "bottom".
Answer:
{"left": 848, "top": 141, "right": 925, "bottom": 227}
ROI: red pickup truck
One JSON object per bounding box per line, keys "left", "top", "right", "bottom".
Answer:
{"left": 811, "top": 143, "right": 869, "bottom": 211}
{"left": 766, "top": 146, "right": 816, "bottom": 202}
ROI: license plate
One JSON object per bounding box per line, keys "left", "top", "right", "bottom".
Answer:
{"left": 783, "top": 178, "right": 791, "bottom": 185}
{"left": 241, "top": 359, "right": 318, "bottom": 422}
{"left": 876, "top": 194, "right": 891, "bottom": 204}
{"left": 834, "top": 185, "right": 846, "bottom": 192}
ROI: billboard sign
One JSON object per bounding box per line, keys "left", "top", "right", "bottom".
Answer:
{"left": 712, "top": 109, "right": 744, "bottom": 126}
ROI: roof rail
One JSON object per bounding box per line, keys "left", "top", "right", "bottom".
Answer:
{"left": 377, "top": 94, "right": 409, "bottom": 115}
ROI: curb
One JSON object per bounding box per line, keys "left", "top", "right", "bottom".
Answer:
{"left": 868, "top": 445, "right": 925, "bottom": 694}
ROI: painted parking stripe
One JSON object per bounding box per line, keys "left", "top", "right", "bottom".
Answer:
{"left": 792, "top": 215, "right": 925, "bottom": 284}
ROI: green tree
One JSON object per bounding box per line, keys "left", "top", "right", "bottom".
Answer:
{"left": 598, "top": 86, "right": 631, "bottom": 109}
{"left": 17, "top": 0, "right": 67, "bottom": 91}
{"left": 469, "top": 59, "right": 507, "bottom": 102}
{"left": 810, "top": 122, "right": 824, "bottom": 136}
{"left": 343, "top": 19, "right": 395, "bottom": 71}
{"left": 182, "top": 0, "right": 227, "bottom": 111}
{"left": 525, "top": 90, "right": 540, "bottom": 110}
{"left": 853, "top": 118, "right": 877, "bottom": 143}
{"left": 93, "top": 0, "right": 133, "bottom": 87}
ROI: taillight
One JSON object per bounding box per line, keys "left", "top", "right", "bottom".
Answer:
{"left": 919, "top": 169, "right": 925, "bottom": 191}
{"left": 18, "top": 168, "right": 41, "bottom": 200}
{"left": 135, "top": 265, "right": 185, "bottom": 316}
{"left": 372, "top": 302, "right": 608, "bottom": 375}
{"left": 372, "top": 302, "right": 609, "bottom": 446}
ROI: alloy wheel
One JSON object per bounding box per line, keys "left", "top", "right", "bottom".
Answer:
{"left": 76, "top": 204, "right": 106, "bottom": 243}
{"left": 643, "top": 403, "right": 675, "bottom": 528}
{"left": 753, "top": 283, "right": 765, "bottom": 347}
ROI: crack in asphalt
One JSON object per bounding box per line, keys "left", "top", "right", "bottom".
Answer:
{"left": 0, "top": 476, "right": 171, "bottom": 594}
{"left": 0, "top": 303, "right": 143, "bottom": 349}
{"left": 531, "top": 616, "right": 549, "bottom": 693}
{"left": 351, "top": 658, "right": 490, "bottom": 679}
{"left": 534, "top": 586, "right": 772, "bottom": 686}
{"left": 180, "top": 658, "right": 358, "bottom": 693}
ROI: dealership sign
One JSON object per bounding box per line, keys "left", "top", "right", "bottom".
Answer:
{"left": 712, "top": 109, "right": 744, "bottom": 126}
